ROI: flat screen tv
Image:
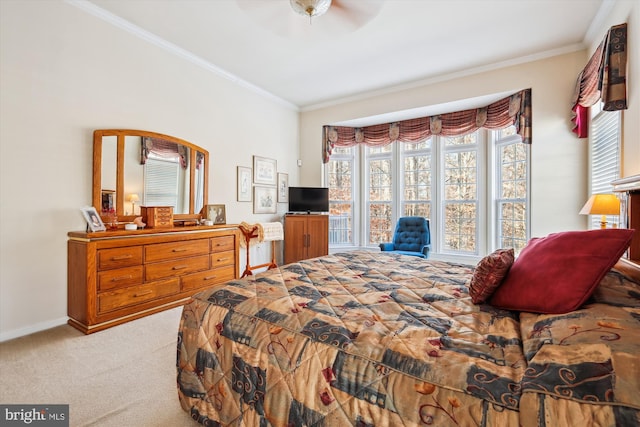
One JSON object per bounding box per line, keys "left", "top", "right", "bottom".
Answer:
{"left": 288, "top": 187, "right": 329, "bottom": 213}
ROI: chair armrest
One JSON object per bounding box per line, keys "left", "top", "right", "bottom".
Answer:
{"left": 421, "top": 244, "right": 431, "bottom": 257}
{"left": 379, "top": 243, "right": 394, "bottom": 251}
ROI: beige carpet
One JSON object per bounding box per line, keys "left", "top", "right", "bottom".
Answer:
{"left": 0, "top": 307, "right": 197, "bottom": 427}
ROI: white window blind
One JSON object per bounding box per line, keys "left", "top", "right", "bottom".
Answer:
{"left": 589, "top": 109, "right": 620, "bottom": 229}
{"left": 144, "top": 158, "right": 180, "bottom": 208}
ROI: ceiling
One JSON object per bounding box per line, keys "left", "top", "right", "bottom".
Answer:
{"left": 81, "top": 0, "right": 608, "bottom": 112}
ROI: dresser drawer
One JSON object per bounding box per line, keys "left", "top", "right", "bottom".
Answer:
{"left": 182, "top": 266, "right": 236, "bottom": 292}
{"left": 210, "top": 250, "right": 235, "bottom": 268}
{"left": 97, "top": 247, "right": 143, "bottom": 270}
{"left": 211, "top": 236, "right": 236, "bottom": 252}
{"left": 98, "top": 266, "right": 143, "bottom": 291}
{"left": 145, "top": 255, "right": 209, "bottom": 281}
{"left": 145, "top": 239, "right": 209, "bottom": 263}
{"left": 98, "top": 279, "right": 180, "bottom": 313}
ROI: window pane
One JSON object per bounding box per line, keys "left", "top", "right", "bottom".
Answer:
{"left": 444, "top": 202, "right": 476, "bottom": 252}
{"left": 329, "top": 203, "right": 352, "bottom": 245}
{"left": 368, "top": 145, "right": 392, "bottom": 155}
{"left": 444, "top": 133, "right": 477, "bottom": 146}
{"left": 367, "top": 145, "right": 393, "bottom": 245}
{"left": 443, "top": 134, "right": 477, "bottom": 253}
{"left": 403, "top": 140, "right": 431, "bottom": 151}
{"left": 500, "top": 125, "right": 517, "bottom": 138}
{"left": 404, "top": 202, "right": 431, "bottom": 218}
{"left": 496, "top": 138, "right": 528, "bottom": 254}
{"left": 369, "top": 159, "right": 392, "bottom": 200}
{"left": 369, "top": 203, "right": 392, "bottom": 244}
{"left": 332, "top": 146, "right": 352, "bottom": 155}
{"left": 328, "top": 147, "right": 355, "bottom": 245}
{"left": 328, "top": 160, "right": 352, "bottom": 200}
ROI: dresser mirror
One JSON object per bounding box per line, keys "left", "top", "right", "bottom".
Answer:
{"left": 93, "top": 129, "right": 208, "bottom": 223}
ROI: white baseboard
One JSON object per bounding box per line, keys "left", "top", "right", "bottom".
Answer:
{"left": 0, "top": 317, "right": 69, "bottom": 343}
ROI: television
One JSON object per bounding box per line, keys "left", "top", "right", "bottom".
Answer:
{"left": 288, "top": 187, "right": 329, "bottom": 213}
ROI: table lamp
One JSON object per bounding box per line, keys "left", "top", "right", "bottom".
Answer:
{"left": 127, "top": 193, "right": 140, "bottom": 215}
{"left": 579, "top": 193, "right": 620, "bottom": 228}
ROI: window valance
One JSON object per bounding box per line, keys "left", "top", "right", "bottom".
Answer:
{"left": 322, "top": 89, "right": 531, "bottom": 163}
{"left": 141, "top": 137, "right": 188, "bottom": 168}
{"left": 571, "top": 23, "right": 627, "bottom": 138}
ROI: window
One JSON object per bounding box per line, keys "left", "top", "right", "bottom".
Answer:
{"left": 587, "top": 105, "right": 621, "bottom": 229}
{"left": 144, "top": 156, "right": 181, "bottom": 208}
{"left": 365, "top": 145, "right": 393, "bottom": 245}
{"left": 494, "top": 127, "right": 529, "bottom": 253}
{"left": 326, "top": 127, "right": 530, "bottom": 259}
{"left": 442, "top": 134, "right": 480, "bottom": 254}
{"left": 327, "top": 146, "right": 356, "bottom": 246}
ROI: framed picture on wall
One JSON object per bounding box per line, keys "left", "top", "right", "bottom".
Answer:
{"left": 237, "top": 166, "right": 252, "bottom": 202}
{"left": 206, "top": 204, "right": 226, "bottom": 225}
{"left": 80, "top": 206, "right": 106, "bottom": 232}
{"left": 277, "top": 172, "right": 288, "bottom": 203}
{"left": 253, "top": 186, "right": 277, "bottom": 214}
{"left": 253, "top": 156, "right": 277, "bottom": 185}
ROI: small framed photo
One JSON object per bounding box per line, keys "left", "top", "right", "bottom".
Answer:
{"left": 237, "top": 166, "right": 252, "bottom": 202}
{"left": 81, "top": 206, "right": 106, "bottom": 232}
{"left": 277, "top": 172, "right": 288, "bottom": 203}
{"left": 253, "top": 186, "right": 277, "bottom": 214}
{"left": 206, "top": 204, "right": 227, "bottom": 224}
{"left": 253, "top": 155, "right": 277, "bottom": 185}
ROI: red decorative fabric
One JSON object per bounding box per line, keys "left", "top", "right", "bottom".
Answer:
{"left": 468, "top": 248, "right": 515, "bottom": 304}
{"left": 571, "top": 104, "right": 589, "bottom": 138}
{"left": 490, "top": 229, "right": 634, "bottom": 314}
{"left": 570, "top": 23, "right": 627, "bottom": 139}
{"left": 323, "top": 89, "right": 532, "bottom": 163}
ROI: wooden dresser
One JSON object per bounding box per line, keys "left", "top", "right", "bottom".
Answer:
{"left": 68, "top": 226, "right": 239, "bottom": 334}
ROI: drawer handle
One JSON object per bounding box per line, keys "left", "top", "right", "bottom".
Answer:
{"left": 216, "top": 257, "right": 229, "bottom": 262}
{"left": 204, "top": 275, "right": 217, "bottom": 281}
{"left": 172, "top": 248, "right": 188, "bottom": 252}
{"left": 172, "top": 265, "right": 188, "bottom": 270}
{"left": 111, "top": 254, "right": 133, "bottom": 261}
{"left": 133, "top": 290, "right": 153, "bottom": 298}
{"left": 111, "top": 275, "right": 133, "bottom": 282}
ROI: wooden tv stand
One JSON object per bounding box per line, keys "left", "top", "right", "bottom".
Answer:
{"left": 67, "top": 226, "right": 239, "bottom": 334}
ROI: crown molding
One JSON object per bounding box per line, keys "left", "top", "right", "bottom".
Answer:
{"left": 65, "top": 0, "right": 298, "bottom": 111}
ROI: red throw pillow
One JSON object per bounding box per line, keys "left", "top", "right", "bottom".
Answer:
{"left": 469, "top": 248, "right": 514, "bottom": 304}
{"left": 490, "top": 229, "right": 634, "bottom": 313}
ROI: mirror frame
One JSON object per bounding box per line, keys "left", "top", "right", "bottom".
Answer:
{"left": 93, "top": 129, "right": 209, "bottom": 223}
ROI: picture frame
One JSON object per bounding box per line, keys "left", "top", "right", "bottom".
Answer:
{"left": 237, "top": 166, "right": 252, "bottom": 202}
{"left": 253, "top": 155, "right": 277, "bottom": 185}
{"left": 80, "top": 206, "right": 106, "bottom": 232}
{"left": 205, "top": 204, "right": 226, "bottom": 225}
{"left": 253, "top": 186, "right": 277, "bottom": 214}
{"left": 277, "top": 172, "right": 288, "bottom": 203}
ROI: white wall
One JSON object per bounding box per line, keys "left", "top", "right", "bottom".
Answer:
{"left": 0, "top": 0, "right": 298, "bottom": 340}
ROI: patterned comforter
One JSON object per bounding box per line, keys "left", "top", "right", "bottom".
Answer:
{"left": 176, "top": 251, "right": 640, "bottom": 426}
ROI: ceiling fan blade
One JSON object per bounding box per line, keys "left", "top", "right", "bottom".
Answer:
{"left": 330, "top": 0, "right": 384, "bottom": 28}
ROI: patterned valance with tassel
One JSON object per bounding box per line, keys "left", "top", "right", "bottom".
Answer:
{"left": 323, "top": 89, "right": 531, "bottom": 163}
{"left": 571, "top": 23, "right": 627, "bottom": 138}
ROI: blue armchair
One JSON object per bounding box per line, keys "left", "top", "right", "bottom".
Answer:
{"left": 379, "top": 216, "right": 431, "bottom": 258}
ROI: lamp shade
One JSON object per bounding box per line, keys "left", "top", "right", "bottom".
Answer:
{"left": 579, "top": 194, "right": 620, "bottom": 215}
{"left": 128, "top": 193, "right": 140, "bottom": 203}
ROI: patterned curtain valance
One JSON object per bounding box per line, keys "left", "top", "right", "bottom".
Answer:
{"left": 141, "top": 137, "right": 188, "bottom": 168}
{"left": 571, "top": 23, "right": 627, "bottom": 138}
{"left": 323, "top": 89, "right": 531, "bottom": 163}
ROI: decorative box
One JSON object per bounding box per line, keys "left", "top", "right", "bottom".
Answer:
{"left": 141, "top": 206, "right": 173, "bottom": 228}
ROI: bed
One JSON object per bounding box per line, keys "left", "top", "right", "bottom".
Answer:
{"left": 176, "top": 246, "right": 640, "bottom": 426}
